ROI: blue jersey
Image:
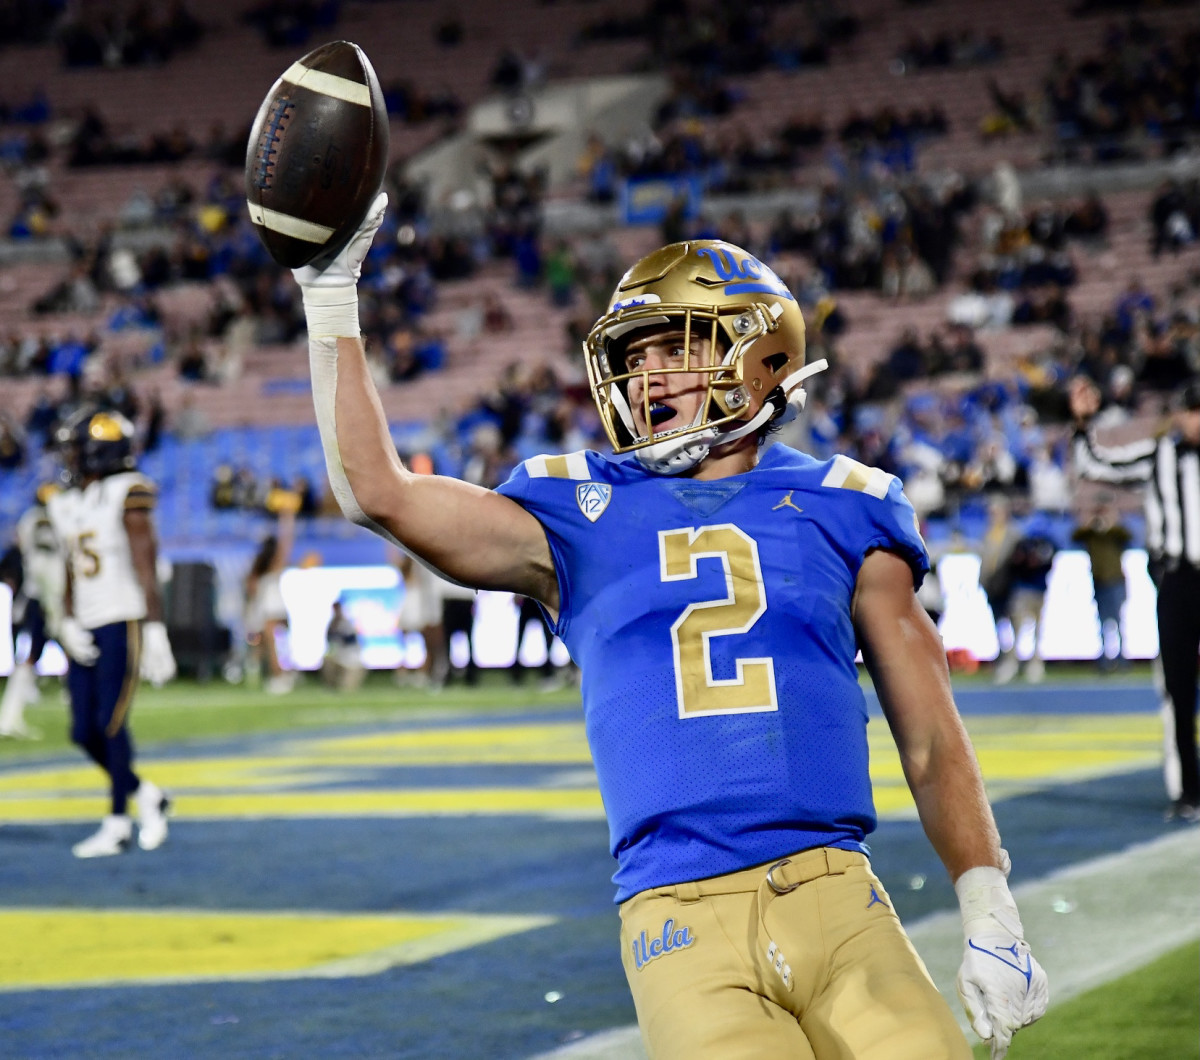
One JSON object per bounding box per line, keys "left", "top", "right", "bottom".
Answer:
{"left": 496, "top": 443, "right": 929, "bottom": 902}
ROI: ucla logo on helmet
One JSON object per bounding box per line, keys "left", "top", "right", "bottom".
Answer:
{"left": 695, "top": 245, "right": 795, "bottom": 300}
{"left": 576, "top": 483, "right": 611, "bottom": 523}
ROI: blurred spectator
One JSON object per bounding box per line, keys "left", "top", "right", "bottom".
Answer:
{"left": 244, "top": 501, "right": 297, "bottom": 694}
{"left": 482, "top": 291, "right": 514, "bottom": 333}
{"left": 509, "top": 595, "right": 563, "bottom": 690}
{"left": 173, "top": 390, "right": 211, "bottom": 440}
{"left": 321, "top": 598, "right": 364, "bottom": 691}
{"left": 211, "top": 464, "right": 237, "bottom": 509}
{"left": 0, "top": 415, "right": 26, "bottom": 470}
{"left": 177, "top": 338, "right": 210, "bottom": 382}
{"left": 1072, "top": 495, "right": 1132, "bottom": 671}
{"left": 1064, "top": 190, "right": 1109, "bottom": 246}
{"left": 992, "top": 519, "right": 1058, "bottom": 685}
{"left": 395, "top": 552, "right": 443, "bottom": 689}
{"left": 438, "top": 579, "right": 478, "bottom": 687}
{"left": 1149, "top": 180, "right": 1196, "bottom": 259}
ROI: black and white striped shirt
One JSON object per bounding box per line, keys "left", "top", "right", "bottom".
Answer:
{"left": 1073, "top": 429, "right": 1200, "bottom": 566}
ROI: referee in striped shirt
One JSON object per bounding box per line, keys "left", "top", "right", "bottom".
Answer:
{"left": 1070, "top": 375, "right": 1200, "bottom": 823}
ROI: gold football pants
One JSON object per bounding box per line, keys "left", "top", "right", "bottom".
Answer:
{"left": 619, "top": 847, "right": 971, "bottom": 1060}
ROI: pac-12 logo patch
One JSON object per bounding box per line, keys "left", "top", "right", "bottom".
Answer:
{"left": 632, "top": 918, "right": 695, "bottom": 970}
{"left": 576, "top": 482, "right": 611, "bottom": 522}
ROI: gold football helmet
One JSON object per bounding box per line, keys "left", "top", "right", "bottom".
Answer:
{"left": 54, "top": 406, "right": 137, "bottom": 484}
{"left": 584, "top": 240, "right": 822, "bottom": 474}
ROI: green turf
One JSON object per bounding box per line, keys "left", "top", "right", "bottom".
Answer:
{"left": 974, "top": 940, "right": 1200, "bottom": 1060}
{"left": 0, "top": 670, "right": 582, "bottom": 759}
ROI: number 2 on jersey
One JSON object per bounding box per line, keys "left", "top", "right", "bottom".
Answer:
{"left": 659, "top": 524, "right": 778, "bottom": 717}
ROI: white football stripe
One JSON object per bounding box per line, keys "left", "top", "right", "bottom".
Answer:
{"left": 282, "top": 62, "right": 371, "bottom": 107}
{"left": 246, "top": 201, "right": 334, "bottom": 244}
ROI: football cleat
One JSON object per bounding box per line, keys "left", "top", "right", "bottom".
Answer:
{"left": 0, "top": 723, "right": 42, "bottom": 740}
{"left": 72, "top": 814, "right": 134, "bottom": 859}
{"left": 136, "top": 781, "right": 171, "bottom": 851}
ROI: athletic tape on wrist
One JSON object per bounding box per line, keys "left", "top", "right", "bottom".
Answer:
{"left": 309, "top": 335, "right": 368, "bottom": 523}
{"left": 302, "top": 285, "right": 360, "bottom": 338}
{"left": 955, "top": 864, "right": 1023, "bottom": 937}
{"left": 307, "top": 335, "right": 403, "bottom": 552}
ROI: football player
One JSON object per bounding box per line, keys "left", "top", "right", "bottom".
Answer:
{"left": 0, "top": 483, "right": 65, "bottom": 740}
{"left": 293, "top": 197, "right": 1048, "bottom": 1059}
{"left": 46, "top": 407, "right": 177, "bottom": 858}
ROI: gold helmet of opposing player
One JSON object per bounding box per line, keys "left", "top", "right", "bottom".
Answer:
{"left": 583, "top": 240, "right": 823, "bottom": 475}
{"left": 54, "top": 406, "right": 137, "bottom": 484}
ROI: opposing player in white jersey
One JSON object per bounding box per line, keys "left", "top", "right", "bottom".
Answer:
{"left": 46, "top": 408, "right": 177, "bottom": 858}
{"left": 0, "top": 484, "right": 66, "bottom": 739}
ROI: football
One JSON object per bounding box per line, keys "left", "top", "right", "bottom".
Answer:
{"left": 245, "top": 40, "right": 389, "bottom": 269}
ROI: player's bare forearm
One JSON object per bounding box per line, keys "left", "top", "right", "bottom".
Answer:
{"left": 853, "top": 549, "right": 1002, "bottom": 880}
{"left": 330, "top": 336, "right": 559, "bottom": 608}
{"left": 125, "top": 509, "right": 164, "bottom": 623}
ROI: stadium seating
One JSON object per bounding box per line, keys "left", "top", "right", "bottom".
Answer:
{"left": 2, "top": 0, "right": 1199, "bottom": 551}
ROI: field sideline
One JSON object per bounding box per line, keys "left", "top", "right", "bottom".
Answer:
{"left": 0, "top": 668, "right": 1197, "bottom": 1059}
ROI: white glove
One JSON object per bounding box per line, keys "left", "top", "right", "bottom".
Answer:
{"left": 291, "top": 191, "right": 387, "bottom": 337}
{"left": 58, "top": 616, "right": 99, "bottom": 666}
{"left": 293, "top": 191, "right": 387, "bottom": 290}
{"left": 955, "top": 861, "right": 1049, "bottom": 1059}
{"left": 140, "top": 620, "right": 177, "bottom": 687}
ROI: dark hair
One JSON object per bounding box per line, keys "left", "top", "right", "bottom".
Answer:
{"left": 1177, "top": 379, "right": 1200, "bottom": 412}
{"left": 249, "top": 534, "right": 278, "bottom": 579}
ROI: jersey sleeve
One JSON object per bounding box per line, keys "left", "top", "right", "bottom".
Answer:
{"left": 817, "top": 456, "right": 929, "bottom": 588}
{"left": 864, "top": 474, "right": 930, "bottom": 588}
{"left": 124, "top": 478, "right": 157, "bottom": 512}
{"left": 494, "top": 459, "right": 576, "bottom": 637}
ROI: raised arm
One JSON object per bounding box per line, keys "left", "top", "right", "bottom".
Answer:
{"left": 296, "top": 195, "right": 558, "bottom": 610}
{"left": 1069, "top": 375, "right": 1157, "bottom": 484}
{"left": 853, "top": 547, "right": 1047, "bottom": 1060}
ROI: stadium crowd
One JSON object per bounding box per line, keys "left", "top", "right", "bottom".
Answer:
{"left": 1, "top": 0, "right": 1199, "bottom": 561}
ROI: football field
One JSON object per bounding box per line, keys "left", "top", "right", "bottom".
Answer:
{"left": 0, "top": 672, "right": 1196, "bottom": 1059}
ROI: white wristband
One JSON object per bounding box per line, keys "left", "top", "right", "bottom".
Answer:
{"left": 302, "top": 285, "right": 360, "bottom": 338}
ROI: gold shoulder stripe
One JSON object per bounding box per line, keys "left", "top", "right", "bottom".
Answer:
{"left": 820, "top": 455, "right": 893, "bottom": 499}
{"left": 125, "top": 485, "right": 157, "bottom": 511}
{"left": 526, "top": 452, "right": 591, "bottom": 480}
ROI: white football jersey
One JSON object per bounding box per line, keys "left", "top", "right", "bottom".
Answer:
{"left": 47, "top": 472, "right": 157, "bottom": 630}
{"left": 16, "top": 502, "right": 66, "bottom": 631}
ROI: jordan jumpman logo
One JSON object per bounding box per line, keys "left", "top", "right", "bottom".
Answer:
{"left": 772, "top": 491, "right": 804, "bottom": 514}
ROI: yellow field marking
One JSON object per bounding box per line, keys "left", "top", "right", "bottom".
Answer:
{"left": 0, "top": 787, "right": 606, "bottom": 823}
{"left": 0, "top": 908, "right": 555, "bottom": 991}
{"left": 0, "top": 758, "right": 354, "bottom": 794}
{"left": 867, "top": 712, "right": 1161, "bottom": 816}
{"left": 0, "top": 714, "right": 1162, "bottom": 824}
{"left": 297, "top": 722, "right": 594, "bottom": 764}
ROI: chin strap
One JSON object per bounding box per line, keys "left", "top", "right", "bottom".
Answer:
{"left": 633, "top": 357, "right": 831, "bottom": 474}
{"left": 633, "top": 399, "right": 718, "bottom": 474}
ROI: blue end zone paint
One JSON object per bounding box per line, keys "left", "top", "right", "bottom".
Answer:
{"left": 0, "top": 767, "right": 1178, "bottom": 1059}
{"left": 0, "top": 692, "right": 1177, "bottom": 1060}
{"left": 867, "top": 682, "right": 1158, "bottom": 716}
{"left": 869, "top": 767, "right": 1177, "bottom": 925}
{"left": 0, "top": 817, "right": 616, "bottom": 915}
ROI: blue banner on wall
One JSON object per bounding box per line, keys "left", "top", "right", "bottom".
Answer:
{"left": 619, "top": 175, "right": 704, "bottom": 226}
